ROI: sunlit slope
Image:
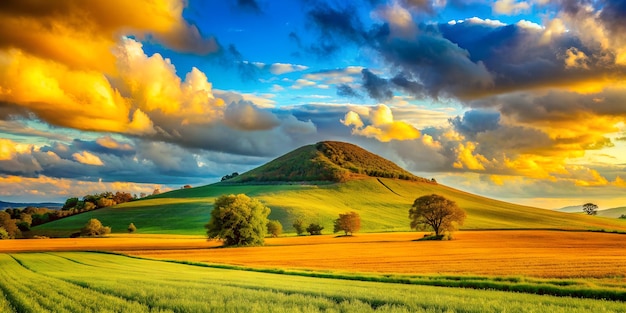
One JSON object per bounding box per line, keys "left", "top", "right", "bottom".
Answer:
{"left": 597, "top": 206, "right": 626, "bottom": 218}
{"left": 32, "top": 178, "right": 626, "bottom": 237}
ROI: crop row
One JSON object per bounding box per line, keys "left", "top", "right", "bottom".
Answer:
{"left": 1, "top": 252, "right": 625, "bottom": 313}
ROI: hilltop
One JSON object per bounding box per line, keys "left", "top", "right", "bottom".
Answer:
{"left": 31, "top": 142, "right": 626, "bottom": 237}
{"left": 227, "top": 141, "right": 431, "bottom": 183}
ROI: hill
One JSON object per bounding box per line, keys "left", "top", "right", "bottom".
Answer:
{"left": 597, "top": 206, "right": 626, "bottom": 218}
{"left": 228, "top": 141, "right": 430, "bottom": 183}
{"left": 0, "top": 200, "right": 62, "bottom": 210}
{"left": 30, "top": 141, "right": 626, "bottom": 237}
{"left": 554, "top": 205, "right": 583, "bottom": 213}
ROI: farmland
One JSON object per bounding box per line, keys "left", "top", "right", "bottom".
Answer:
{"left": 1, "top": 251, "right": 625, "bottom": 312}
{"left": 30, "top": 178, "right": 626, "bottom": 238}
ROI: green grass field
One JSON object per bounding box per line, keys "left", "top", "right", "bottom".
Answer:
{"left": 1, "top": 252, "right": 625, "bottom": 313}
{"left": 31, "top": 178, "right": 626, "bottom": 237}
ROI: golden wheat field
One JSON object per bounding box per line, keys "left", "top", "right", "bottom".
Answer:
{"left": 124, "top": 231, "right": 626, "bottom": 279}
{"left": 3, "top": 231, "right": 625, "bottom": 279}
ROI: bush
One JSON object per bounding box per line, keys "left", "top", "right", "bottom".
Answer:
{"left": 306, "top": 223, "right": 324, "bottom": 235}
{"left": 80, "top": 219, "right": 111, "bottom": 237}
{"left": 619, "top": 214, "right": 626, "bottom": 219}
{"left": 267, "top": 220, "right": 283, "bottom": 237}
{"left": 128, "top": 223, "right": 137, "bottom": 233}
{"left": 292, "top": 218, "right": 306, "bottom": 235}
{"left": 0, "top": 227, "right": 8, "bottom": 240}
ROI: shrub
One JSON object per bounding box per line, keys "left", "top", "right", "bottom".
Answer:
{"left": 80, "top": 219, "right": 111, "bottom": 237}
{"left": 292, "top": 218, "right": 305, "bottom": 235}
{"left": 0, "top": 227, "right": 8, "bottom": 239}
{"left": 306, "top": 223, "right": 324, "bottom": 235}
{"left": 128, "top": 223, "right": 137, "bottom": 233}
{"left": 267, "top": 220, "right": 283, "bottom": 237}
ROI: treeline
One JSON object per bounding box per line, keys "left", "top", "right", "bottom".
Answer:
{"left": 0, "top": 191, "right": 138, "bottom": 239}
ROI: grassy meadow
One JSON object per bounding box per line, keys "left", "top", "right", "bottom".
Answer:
{"left": 1, "top": 252, "right": 625, "bottom": 312}
{"left": 30, "top": 178, "right": 626, "bottom": 237}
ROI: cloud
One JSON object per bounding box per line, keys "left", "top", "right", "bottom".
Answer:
{"left": 269, "top": 63, "right": 309, "bottom": 75}
{"left": 342, "top": 104, "right": 420, "bottom": 142}
{"left": 493, "top": 0, "right": 531, "bottom": 15}
{"left": 0, "top": 0, "right": 219, "bottom": 73}
{"left": 450, "top": 110, "right": 501, "bottom": 138}
{"left": 372, "top": 2, "right": 417, "bottom": 39}
{"left": 224, "top": 100, "right": 280, "bottom": 131}
{"left": 337, "top": 84, "right": 363, "bottom": 98}
{"left": 361, "top": 69, "right": 394, "bottom": 101}
{"left": 72, "top": 151, "right": 105, "bottom": 166}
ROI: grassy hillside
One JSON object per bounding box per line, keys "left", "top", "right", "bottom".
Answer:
{"left": 31, "top": 178, "right": 626, "bottom": 237}
{"left": 597, "top": 206, "right": 626, "bottom": 218}
{"left": 229, "top": 141, "right": 430, "bottom": 183}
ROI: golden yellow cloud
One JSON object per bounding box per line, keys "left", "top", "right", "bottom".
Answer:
{"left": 341, "top": 104, "right": 420, "bottom": 142}
{"left": 72, "top": 151, "right": 104, "bottom": 166}
{"left": 0, "top": 0, "right": 218, "bottom": 72}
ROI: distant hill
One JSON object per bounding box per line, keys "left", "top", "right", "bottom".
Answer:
{"left": 597, "top": 207, "right": 626, "bottom": 218}
{"left": 0, "top": 200, "right": 62, "bottom": 210}
{"left": 227, "top": 141, "right": 431, "bottom": 183}
{"left": 554, "top": 205, "right": 583, "bottom": 213}
{"left": 31, "top": 142, "right": 626, "bottom": 237}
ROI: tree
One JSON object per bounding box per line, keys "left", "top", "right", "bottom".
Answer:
{"left": 0, "top": 227, "right": 8, "bottom": 240}
{"left": 619, "top": 214, "right": 626, "bottom": 219}
{"left": 267, "top": 220, "right": 283, "bottom": 237}
{"left": 63, "top": 197, "right": 79, "bottom": 210}
{"left": 409, "top": 194, "right": 466, "bottom": 237}
{"left": 583, "top": 203, "right": 598, "bottom": 215}
{"left": 306, "top": 223, "right": 324, "bottom": 235}
{"left": 128, "top": 223, "right": 137, "bottom": 233}
{"left": 205, "top": 194, "right": 270, "bottom": 246}
{"left": 333, "top": 211, "right": 361, "bottom": 235}
{"left": 292, "top": 218, "right": 305, "bottom": 235}
{"left": 80, "top": 219, "right": 111, "bottom": 237}
{"left": 0, "top": 212, "right": 19, "bottom": 238}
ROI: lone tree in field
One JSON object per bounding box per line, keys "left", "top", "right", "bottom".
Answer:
{"left": 267, "top": 220, "right": 283, "bottom": 237}
{"left": 81, "top": 218, "right": 111, "bottom": 237}
{"left": 127, "top": 223, "right": 137, "bottom": 233}
{"left": 582, "top": 203, "right": 598, "bottom": 215}
{"left": 409, "top": 194, "right": 466, "bottom": 237}
{"left": 205, "top": 194, "right": 270, "bottom": 246}
{"left": 333, "top": 211, "right": 361, "bottom": 236}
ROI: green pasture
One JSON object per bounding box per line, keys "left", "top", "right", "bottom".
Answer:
{"left": 1, "top": 252, "right": 624, "bottom": 313}
{"left": 31, "top": 178, "right": 626, "bottom": 237}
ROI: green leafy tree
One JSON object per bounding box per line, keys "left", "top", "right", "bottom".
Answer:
{"left": 409, "top": 194, "right": 466, "bottom": 236}
{"left": 333, "top": 211, "right": 361, "bottom": 235}
{"left": 63, "top": 197, "right": 79, "bottom": 210}
{"left": 267, "top": 220, "right": 283, "bottom": 237}
{"left": 205, "top": 194, "right": 270, "bottom": 246}
{"left": 128, "top": 223, "right": 137, "bottom": 233}
{"left": 582, "top": 203, "right": 598, "bottom": 215}
{"left": 0, "top": 227, "right": 9, "bottom": 239}
{"left": 80, "top": 219, "right": 111, "bottom": 237}
{"left": 292, "top": 218, "right": 305, "bottom": 235}
{"left": 306, "top": 223, "right": 324, "bottom": 235}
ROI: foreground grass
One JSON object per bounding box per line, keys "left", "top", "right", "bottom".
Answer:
{"left": 2, "top": 252, "right": 625, "bottom": 312}
{"left": 30, "top": 178, "right": 626, "bottom": 237}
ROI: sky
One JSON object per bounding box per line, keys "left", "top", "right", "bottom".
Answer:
{"left": 0, "top": 0, "right": 625, "bottom": 209}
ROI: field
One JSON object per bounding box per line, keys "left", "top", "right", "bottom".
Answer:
{"left": 1, "top": 251, "right": 625, "bottom": 312}
{"left": 30, "top": 178, "right": 626, "bottom": 237}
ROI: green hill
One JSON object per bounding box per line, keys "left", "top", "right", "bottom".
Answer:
{"left": 228, "top": 141, "right": 430, "bottom": 183}
{"left": 31, "top": 142, "right": 626, "bottom": 237}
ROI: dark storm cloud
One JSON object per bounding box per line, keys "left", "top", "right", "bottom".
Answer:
{"left": 215, "top": 44, "right": 262, "bottom": 81}
{"left": 450, "top": 110, "right": 501, "bottom": 138}
{"left": 336, "top": 84, "right": 362, "bottom": 98}
{"left": 361, "top": 69, "right": 393, "bottom": 101}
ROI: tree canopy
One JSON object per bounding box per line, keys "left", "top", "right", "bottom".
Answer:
{"left": 333, "top": 211, "right": 361, "bottom": 235}
{"left": 582, "top": 203, "right": 598, "bottom": 215}
{"left": 81, "top": 218, "right": 111, "bottom": 237}
{"left": 409, "top": 194, "right": 466, "bottom": 236}
{"left": 205, "top": 194, "right": 270, "bottom": 246}
{"left": 266, "top": 220, "right": 283, "bottom": 237}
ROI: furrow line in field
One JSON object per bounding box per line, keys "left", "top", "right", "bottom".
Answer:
{"left": 8, "top": 254, "right": 162, "bottom": 313}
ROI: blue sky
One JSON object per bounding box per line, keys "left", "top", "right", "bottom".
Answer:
{"left": 1, "top": 0, "right": 626, "bottom": 209}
